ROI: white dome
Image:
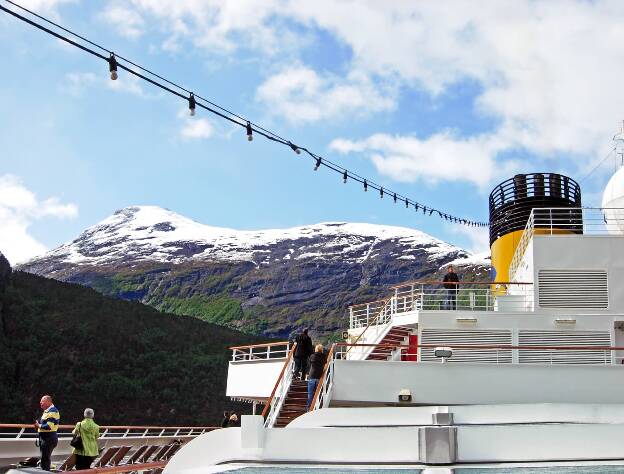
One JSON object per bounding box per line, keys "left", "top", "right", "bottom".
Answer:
{"left": 602, "top": 166, "right": 624, "bottom": 234}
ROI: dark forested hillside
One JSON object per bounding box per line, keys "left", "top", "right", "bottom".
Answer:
{"left": 0, "top": 267, "right": 262, "bottom": 426}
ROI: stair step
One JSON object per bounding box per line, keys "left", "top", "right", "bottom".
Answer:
{"left": 383, "top": 334, "right": 407, "bottom": 340}
{"left": 390, "top": 326, "right": 412, "bottom": 333}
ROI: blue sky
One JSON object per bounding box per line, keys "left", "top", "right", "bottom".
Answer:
{"left": 1, "top": 0, "right": 624, "bottom": 264}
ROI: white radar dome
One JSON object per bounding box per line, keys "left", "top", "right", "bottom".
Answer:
{"left": 602, "top": 166, "right": 624, "bottom": 234}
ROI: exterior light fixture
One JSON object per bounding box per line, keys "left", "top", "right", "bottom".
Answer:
{"left": 108, "top": 53, "right": 118, "bottom": 80}
{"left": 398, "top": 388, "right": 412, "bottom": 402}
{"left": 188, "top": 93, "right": 196, "bottom": 116}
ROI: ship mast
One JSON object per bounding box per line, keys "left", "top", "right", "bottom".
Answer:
{"left": 614, "top": 120, "right": 624, "bottom": 169}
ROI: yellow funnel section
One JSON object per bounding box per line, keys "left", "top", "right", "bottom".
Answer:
{"left": 490, "top": 229, "right": 524, "bottom": 286}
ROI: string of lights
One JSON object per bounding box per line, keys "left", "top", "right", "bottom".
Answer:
{"left": 1, "top": 0, "right": 489, "bottom": 228}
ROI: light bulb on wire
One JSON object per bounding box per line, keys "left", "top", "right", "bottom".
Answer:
{"left": 108, "top": 53, "right": 118, "bottom": 81}
{"left": 289, "top": 142, "right": 301, "bottom": 154}
{"left": 188, "top": 93, "right": 196, "bottom": 116}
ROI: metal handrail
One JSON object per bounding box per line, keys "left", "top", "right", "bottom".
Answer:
{"left": 388, "top": 280, "right": 532, "bottom": 289}
{"left": 0, "top": 424, "right": 217, "bottom": 430}
{"left": 229, "top": 341, "right": 289, "bottom": 350}
{"left": 261, "top": 343, "right": 296, "bottom": 420}
{"left": 59, "top": 460, "right": 167, "bottom": 474}
{"left": 0, "top": 424, "right": 217, "bottom": 441}
{"left": 336, "top": 342, "right": 624, "bottom": 351}
{"left": 347, "top": 297, "right": 393, "bottom": 353}
{"left": 308, "top": 344, "right": 335, "bottom": 412}
{"left": 230, "top": 341, "right": 291, "bottom": 361}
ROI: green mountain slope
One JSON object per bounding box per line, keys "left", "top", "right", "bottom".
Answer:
{"left": 0, "top": 266, "right": 262, "bottom": 426}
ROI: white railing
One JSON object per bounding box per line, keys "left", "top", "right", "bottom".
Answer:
{"left": 230, "top": 342, "right": 291, "bottom": 362}
{"left": 310, "top": 347, "right": 336, "bottom": 412}
{"left": 335, "top": 343, "right": 621, "bottom": 366}
{"left": 509, "top": 207, "right": 624, "bottom": 278}
{"left": 349, "top": 298, "right": 391, "bottom": 329}
{"left": 263, "top": 356, "right": 296, "bottom": 428}
{"left": 348, "top": 282, "right": 534, "bottom": 329}
{"left": 311, "top": 360, "right": 334, "bottom": 411}
{"left": 0, "top": 424, "right": 216, "bottom": 440}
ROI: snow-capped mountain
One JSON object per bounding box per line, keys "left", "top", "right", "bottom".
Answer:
{"left": 27, "top": 206, "right": 480, "bottom": 268}
{"left": 20, "top": 206, "right": 489, "bottom": 338}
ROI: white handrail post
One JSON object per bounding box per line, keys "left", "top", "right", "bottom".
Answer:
{"left": 267, "top": 344, "right": 271, "bottom": 359}
{"left": 350, "top": 307, "right": 354, "bottom": 329}
{"left": 249, "top": 347, "right": 253, "bottom": 361}
{"left": 366, "top": 304, "right": 370, "bottom": 326}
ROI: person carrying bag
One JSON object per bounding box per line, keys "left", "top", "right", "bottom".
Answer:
{"left": 72, "top": 408, "right": 100, "bottom": 470}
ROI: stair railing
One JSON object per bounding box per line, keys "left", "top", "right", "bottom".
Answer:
{"left": 262, "top": 343, "right": 297, "bottom": 428}
{"left": 346, "top": 296, "right": 395, "bottom": 360}
{"left": 308, "top": 344, "right": 336, "bottom": 412}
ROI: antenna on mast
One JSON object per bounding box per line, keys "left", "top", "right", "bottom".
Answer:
{"left": 614, "top": 120, "right": 624, "bottom": 169}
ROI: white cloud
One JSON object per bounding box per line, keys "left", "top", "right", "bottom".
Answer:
{"left": 63, "top": 72, "right": 97, "bottom": 96}
{"left": 105, "top": 1, "right": 624, "bottom": 182}
{"left": 15, "top": 0, "right": 75, "bottom": 14}
{"left": 0, "top": 175, "right": 78, "bottom": 265}
{"left": 100, "top": 4, "right": 145, "bottom": 39}
{"left": 256, "top": 66, "right": 395, "bottom": 124}
{"left": 448, "top": 223, "right": 490, "bottom": 254}
{"left": 106, "top": 74, "right": 146, "bottom": 96}
{"left": 179, "top": 117, "right": 215, "bottom": 140}
{"left": 330, "top": 132, "right": 523, "bottom": 189}
{"left": 62, "top": 70, "right": 146, "bottom": 97}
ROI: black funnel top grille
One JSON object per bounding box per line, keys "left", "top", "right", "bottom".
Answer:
{"left": 489, "top": 173, "right": 582, "bottom": 246}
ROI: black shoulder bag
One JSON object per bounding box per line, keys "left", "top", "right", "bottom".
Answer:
{"left": 70, "top": 422, "right": 84, "bottom": 450}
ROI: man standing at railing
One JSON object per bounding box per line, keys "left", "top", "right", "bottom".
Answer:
{"left": 293, "top": 328, "right": 314, "bottom": 380}
{"left": 443, "top": 266, "right": 459, "bottom": 310}
{"left": 34, "top": 394, "right": 60, "bottom": 471}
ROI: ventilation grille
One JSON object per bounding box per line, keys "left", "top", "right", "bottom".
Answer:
{"left": 420, "top": 329, "right": 512, "bottom": 364}
{"left": 518, "top": 330, "right": 611, "bottom": 365}
{"left": 538, "top": 269, "right": 608, "bottom": 309}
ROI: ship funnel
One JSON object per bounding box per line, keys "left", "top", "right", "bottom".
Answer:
{"left": 488, "top": 173, "right": 582, "bottom": 284}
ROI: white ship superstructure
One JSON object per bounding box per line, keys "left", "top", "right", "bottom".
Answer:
{"left": 166, "top": 169, "right": 624, "bottom": 472}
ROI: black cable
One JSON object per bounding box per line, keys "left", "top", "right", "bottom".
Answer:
{"left": 1, "top": 1, "right": 488, "bottom": 227}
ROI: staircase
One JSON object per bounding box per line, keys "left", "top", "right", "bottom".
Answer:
{"left": 366, "top": 325, "right": 412, "bottom": 360}
{"left": 274, "top": 380, "right": 309, "bottom": 427}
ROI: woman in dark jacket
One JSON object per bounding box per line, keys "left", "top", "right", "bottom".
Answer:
{"left": 306, "top": 344, "right": 326, "bottom": 409}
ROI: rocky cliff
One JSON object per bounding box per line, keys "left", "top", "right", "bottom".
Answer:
{"left": 0, "top": 251, "right": 11, "bottom": 292}
{"left": 20, "top": 206, "right": 489, "bottom": 338}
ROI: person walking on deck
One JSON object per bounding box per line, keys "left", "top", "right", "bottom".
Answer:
{"left": 306, "top": 344, "right": 326, "bottom": 409}
{"left": 443, "top": 266, "right": 459, "bottom": 310}
{"left": 73, "top": 408, "right": 100, "bottom": 470}
{"left": 227, "top": 413, "right": 240, "bottom": 427}
{"left": 293, "top": 328, "right": 314, "bottom": 380}
{"left": 221, "top": 411, "right": 231, "bottom": 428}
{"left": 35, "top": 395, "right": 60, "bottom": 471}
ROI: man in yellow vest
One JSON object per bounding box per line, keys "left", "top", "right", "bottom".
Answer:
{"left": 34, "top": 395, "right": 60, "bottom": 471}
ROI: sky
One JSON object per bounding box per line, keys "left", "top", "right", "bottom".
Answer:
{"left": 1, "top": 0, "right": 624, "bottom": 265}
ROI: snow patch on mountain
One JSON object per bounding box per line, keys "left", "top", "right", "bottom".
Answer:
{"left": 27, "top": 206, "right": 486, "bottom": 268}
